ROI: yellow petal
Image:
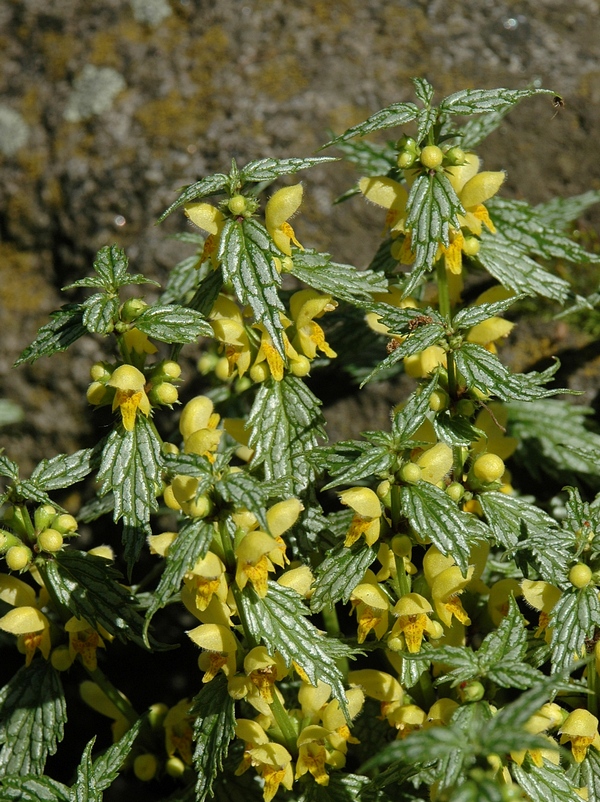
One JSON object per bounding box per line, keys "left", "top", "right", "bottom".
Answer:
{"left": 359, "top": 176, "right": 407, "bottom": 214}
{"left": 265, "top": 185, "right": 303, "bottom": 230}
{"left": 0, "top": 575, "right": 37, "bottom": 608}
{"left": 460, "top": 171, "right": 505, "bottom": 209}
{"left": 267, "top": 498, "right": 304, "bottom": 538}
{"left": 179, "top": 396, "right": 214, "bottom": 438}
{"left": 0, "top": 606, "right": 47, "bottom": 634}
{"left": 184, "top": 203, "right": 223, "bottom": 235}
{"left": 339, "top": 487, "right": 381, "bottom": 519}
{"left": 107, "top": 364, "right": 146, "bottom": 392}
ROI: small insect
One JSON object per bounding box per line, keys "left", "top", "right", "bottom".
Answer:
{"left": 408, "top": 314, "right": 434, "bottom": 331}
{"left": 551, "top": 95, "right": 565, "bottom": 119}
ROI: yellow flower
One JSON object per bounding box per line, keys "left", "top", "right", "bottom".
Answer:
{"left": 209, "top": 295, "right": 253, "bottom": 378}
{"left": 187, "top": 622, "right": 238, "bottom": 682}
{"left": 350, "top": 571, "right": 390, "bottom": 643}
{"left": 0, "top": 575, "right": 53, "bottom": 667}
{"left": 387, "top": 703, "right": 427, "bottom": 738}
{"left": 184, "top": 202, "right": 225, "bottom": 267}
{"left": 466, "top": 286, "right": 515, "bottom": 354}
{"left": 427, "top": 698, "right": 459, "bottom": 727}
{"left": 404, "top": 345, "right": 447, "bottom": 379}
{"left": 122, "top": 327, "right": 158, "bottom": 355}
{"left": 251, "top": 322, "right": 299, "bottom": 382}
{"left": 243, "top": 646, "right": 288, "bottom": 706}
{"left": 359, "top": 176, "right": 408, "bottom": 234}
{"left": 265, "top": 184, "right": 304, "bottom": 256}
{"left": 339, "top": 487, "right": 383, "bottom": 547}
{"left": 423, "top": 546, "right": 474, "bottom": 627}
{"left": 388, "top": 593, "right": 443, "bottom": 653}
{"left": 289, "top": 289, "right": 337, "bottom": 359}
{"left": 415, "top": 442, "right": 453, "bottom": 485}
{"left": 521, "top": 579, "right": 561, "bottom": 640}
{"left": 65, "top": 617, "right": 106, "bottom": 671}
{"left": 560, "top": 709, "right": 600, "bottom": 763}
{"left": 164, "top": 698, "right": 194, "bottom": 765}
{"left": 235, "top": 531, "right": 286, "bottom": 597}
{"left": 348, "top": 669, "right": 403, "bottom": 720}
{"left": 106, "top": 364, "right": 151, "bottom": 431}
{"left": 295, "top": 724, "right": 345, "bottom": 786}
{"left": 249, "top": 742, "right": 295, "bottom": 802}
{"left": 471, "top": 401, "right": 518, "bottom": 461}
{"left": 79, "top": 680, "right": 130, "bottom": 742}
{"left": 441, "top": 154, "right": 505, "bottom": 275}
{"left": 488, "top": 578, "right": 523, "bottom": 627}
{"left": 510, "top": 703, "right": 563, "bottom": 767}
{"left": 185, "top": 551, "right": 228, "bottom": 612}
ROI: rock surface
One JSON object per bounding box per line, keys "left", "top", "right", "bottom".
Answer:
{"left": 1, "top": 0, "right": 600, "bottom": 470}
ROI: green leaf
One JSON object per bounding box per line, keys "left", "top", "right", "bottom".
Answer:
{"left": 29, "top": 449, "right": 96, "bottom": 492}
{"left": 511, "top": 759, "right": 584, "bottom": 802}
{"left": 579, "top": 748, "right": 600, "bottom": 802}
{"left": 478, "top": 491, "right": 561, "bottom": 549}
{"left": 135, "top": 303, "right": 212, "bottom": 343}
{"left": 400, "top": 482, "right": 487, "bottom": 572}
{"left": 42, "top": 549, "right": 161, "bottom": 650}
{"left": 478, "top": 597, "right": 527, "bottom": 663}
{"left": 186, "top": 265, "right": 224, "bottom": 318}
{"left": 239, "top": 156, "right": 336, "bottom": 182}
{"left": 454, "top": 342, "right": 562, "bottom": 401}
{"left": 311, "top": 542, "right": 377, "bottom": 612}
{"left": 160, "top": 251, "right": 205, "bottom": 305}
{"left": 64, "top": 245, "right": 155, "bottom": 291}
{"left": 190, "top": 675, "right": 236, "bottom": 802}
{"left": 453, "top": 296, "right": 520, "bottom": 330}
{"left": 549, "top": 586, "right": 600, "bottom": 672}
{"left": 439, "top": 87, "right": 554, "bottom": 116}
{"left": 85, "top": 719, "right": 143, "bottom": 798}
{"left": 412, "top": 77, "right": 435, "bottom": 107}
{"left": 0, "top": 775, "right": 70, "bottom": 801}
{"left": 81, "top": 294, "right": 119, "bottom": 335}
{"left": 297, "top": 772, "right": 390, "bottom": 802}
{"left": 433, "top": 411, "right": 482, "bottom": 447}
{"left": 486, "top": 197, "right": 600, "bottom": 265}
{"left": 158, "top": 173, "right": 229, "bottom": 222}
{"left": 145, "top": 517, "right": 214, "bottom": 626}
{"left": 403, "top": 172, "right": 463, "bottom": 296}
{"left": 14, "top": 305, "right": 86, "bottom": 366}
{"left": 215, "top": 471, "right": 269, "bottom": 530}
{"left": 247, "top": 375, "right": 326, "bottom": 493}
{"left": 0, "top": 660, "right": 66, "bottom": 778}
{"left": 321, "top": 443, "right": 394, "bottom": 490}
{"left": 97, "top": 416, "right": 163, "bottom": 567}
{"left": 0, "top": 454, "right": 19, "bottom": 481}
{"left": 69, "top": 739, "right": 95, "bottom": 802}
{"left": 331, "top": 138, "right": 397, "bottom": 176}
{"left": 322, "top": 101, "right": 419, "bottom": 148}
{"left": 239, "top": 582, "right": 355, "bottom": 719}
{"left": 477, "top": 229, "right": 570, "bottom": 302}
{"left": 391, "top": 376, "right": 439, "bottom": 443}
{"left": 219, "top": 218, "right": 285, "bottom": 355}
{"left": 458, "top": 109, "right": 513, "bottom": 150}
{"left": 289, "top": 249, "right": 388, "bottom": 303}
{"left": 534, "top": 189, "right": 600, "bottom": 229}
{"left": 507, "top": 400, "right": 600, "bottom": 483}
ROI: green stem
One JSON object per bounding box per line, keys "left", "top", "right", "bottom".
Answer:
{"left": 417, "top": 669, "right": 436, "bottom": 710}
{"left": 86, "top": 665, "right": 140, "bottom": 726}
{"left": 269, "top": 690, "right": 298, "bottom": 754}
{"left": 435, "top": 259, "right": 457, "bottom": 398}
{"left": 392, "top": 554, "right": 411, "bottom": 599}
{"left": 588, "top": 657, "right": 598, "bottom": 719}
{"left": 321, "top": 604, "right": 349, "bottom": 678}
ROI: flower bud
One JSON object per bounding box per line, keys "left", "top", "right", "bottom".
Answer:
{"left": 165, "top": 756, "right": 186, "bottom": 778}
{"left": 53, "top": 514, "right": 78, "bottom": 534}
{"left": 90, "top": 362, "right": 112, "bottom": 382}
{"left": 34, "top": 504, "right": 57, "bottom": 532}
{"left": 420, "top": 145, "right": 444, "bottom": 169}
{"left": 133, "top": 753, "right": 158, "bottom": 781}
{"left": 290, "top": 355, "right": 311, "bottom": 377}
{"left": 250, "top": 362, "right": 270, "bottom": 383}
{"left": 429, "top": 389, "right": 449, "bottom": 412}
{"left": 180, "top": 495, "right": 213, "bottom": 519}
{"left": 455, "top": 399, "right": 475, "bottom": 418}
{"left": 446, "top": 482, "right": 465, "bottom": 502}
{"left": 472, "top": 453, "right": 505, "bottom": 484}
{"left": 399, "top": 462, "right": 422, "bottom": 484}
{"left": 462, "top": 236, "right": 481, "bottom": 257}
{"left": 397, "top": 151, "right": 416, "bottom": 169}
{"left": 120, "top": 298, "right": 147, "bottom": 323}
{"left": 86, "top": 381, "right": 107, "bottom": 405}
{"left": 150, "top": 382, "right": 179, "bottom": 406}
{"left": 569, "top": 563, "right": 593, "bottom": 589}
{"left": 197, "top": 352, "right": 219, "bottom": 375}
{"left": 5, "top": 545, "right": 32, "bottom": 571}
{"left": 215, "top": 357, "right": 231, "bottom": 382}
{"left": 38, "top": 529, "right": 64, "bottom": 553}
{"left": 228, "top": 194, "right": 248, "bottom": 215}
{"left": 444, "top": 146, "right": 466, "bottom": 165}
{"left": 458, "top": 680, "right": 485, "bottom": 703}
{"left": 51, "top": 645, "right": 73, "bottom": 672}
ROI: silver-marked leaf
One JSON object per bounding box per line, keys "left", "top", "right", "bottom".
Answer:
{"left": 477, "top": 229, "right": 570, "bottom": 302}
{"left": 323, "top": 101, "right": 419, "bottom": 148}
{"left": 14, "top": 305, "right": 86, "bottom": 366}
{"left": 439, "top": 87, "right": 554, "bottom": 116}
{"left": 239, "top": 156, "right": 336, "bottom": 182}
{"left": 239, "top": 582, "right": 356, "bottom": 720}
{"left": 29, "top": 449, "right": 95, "bottom": 492}
{"left": 215, "top": 471, "right": 269, "bottom": 530}
{"left": 191, "top": 675, "right": 236, "bottom": 802}
{"left": 311, "top": 543, "right": 377, "bottom": 612}
{"left": 135, "top": 303, "right": 212, "bottom": 343}
{"left": 248, "top": 375, "right": 326, "bottom": 493}
{"left": 158, "top": 173, "right": 229, "bottom": 222}
{"left": 403, "top": 172, "right": 463, "bottom": 296}
{"left": 511, "top": 757, "right": 586, "bottom": 802}
{"left": 549, "top": 587, "right": 600, "bottom": 672}
{"left": 81, "top": 294, "right": 118, "bottom": 335}
{"left": 454, "top": 342, "right": 562, "bottom": 401}
{"left": 289, "top": 249, "right": 388, "bottom": 303}
{"left": 219, "top": 218, "right": 285, "bottom": 355}
{"left": 400, "top": 482, "right": 487, "bottom": 572}
{"left": 0, "top": 660, "right": 66, "bottom": 778}
{"left": 412, "top": 77, "right": 434, "bottom": 107}
{"left": 453, "top": 296, "right": 520, "bottom": 330}
{"left": 478, "top": 491, "right": 560, "bottom": 549}
{"left": 535, "top": 189, "right": 600, "bottom": 230}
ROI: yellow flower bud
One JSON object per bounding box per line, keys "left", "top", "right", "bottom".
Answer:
{"left": 416, "top": 443, "right": 453, "bottom": 485}
{"left": 134, "top": 753, "right": 158, "bottom": 781}
{"left": 37, "top": 529, "right": 63, "bottom": 553}
{"left": 472, "top": 453, "right": 505, "bottom": 483}
{"left": 420, "top": 145, "right": 444, "bottom": 169}
{"left": 569, "top": 563, "right": 593, "bottom": 589}
{"left": 5, "top": 545, "right": 32, "bottom": 571}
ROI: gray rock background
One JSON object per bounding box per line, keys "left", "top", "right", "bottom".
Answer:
{"left": 1, "top": 0, "right": 600, "bottom": 471}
